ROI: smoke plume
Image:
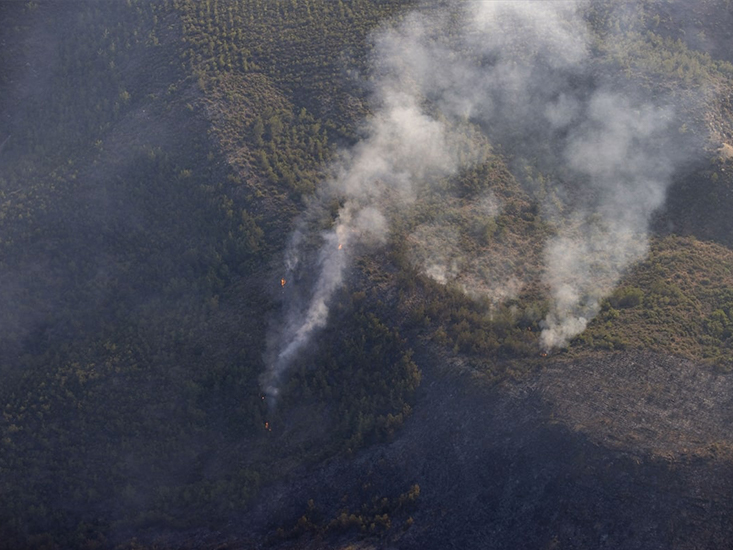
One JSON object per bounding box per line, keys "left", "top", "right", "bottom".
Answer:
{"left": 260, "top": 48, "right": 469, "bottom": 400}
{"left": 262, "top": 0, "right": 684, "bottom": 399}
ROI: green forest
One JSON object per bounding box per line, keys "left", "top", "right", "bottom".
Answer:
{"left": 1, "top": 0, "right": 733, "bottom": 548}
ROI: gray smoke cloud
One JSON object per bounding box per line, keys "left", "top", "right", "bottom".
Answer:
{"left": 260, "top": 56, "right": 471, "bottom": 401}
{"left": 262, "top": 0, "right": 683, "bottom": 399}
{"left": 540, "top": 94, "right": 674, "bottom": 348}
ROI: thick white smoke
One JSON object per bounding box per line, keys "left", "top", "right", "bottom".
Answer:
{"left": 260, "top": 47, "right": 469, "bottom": 401}
{"left": 261, "top": 0, "right": 682, "bottom": 399}
{"left": 540, "top": 94, "right": 673, "bottom": 349}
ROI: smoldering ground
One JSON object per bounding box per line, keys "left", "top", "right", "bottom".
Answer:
{"left": 262, "top": 0, "right": 699, "bottom": 398}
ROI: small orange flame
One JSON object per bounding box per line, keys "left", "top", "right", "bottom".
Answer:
{"left": 264, "top": 421, "right": 270, "bottom": 430}
{"left": 540, "top": 352, "right": 548, "bottom": 358}
{"left": 280, "top": 278, "right": 286, "bottom": 287}
{"left": 338, "top": 243, "right": 343, "bottom": 250}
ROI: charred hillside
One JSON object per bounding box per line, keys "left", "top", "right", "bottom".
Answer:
{"left": 1, "top": 1, "right": 733, "bottom": 549}
{"left": 136, "top": 348, "right": 733, "bottom": 550}
{"left": 248, "top": 350, "right": 733, "bottom": 550}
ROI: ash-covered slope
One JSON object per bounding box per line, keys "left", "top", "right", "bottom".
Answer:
{"left": 216, "top": 349, "right": 733, "bottom": 550}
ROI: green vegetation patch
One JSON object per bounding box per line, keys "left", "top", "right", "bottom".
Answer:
{"left": 573, "top": 235, "right": 733, "bottom": 369}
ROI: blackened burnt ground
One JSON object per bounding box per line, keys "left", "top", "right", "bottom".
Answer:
{"left": 173, "top": 349, "right": 733, "bottom": 550}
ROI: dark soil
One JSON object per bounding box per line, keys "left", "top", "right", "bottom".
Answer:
{"left": 156, "top": 349, "right": 733, "bottom": 550}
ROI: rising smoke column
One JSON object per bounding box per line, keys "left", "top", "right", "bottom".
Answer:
{"left": 259, "top": 36, "right": 466, "bottom": 400}
{"left": 460, "top": 1, "right": 678, "bottom": 349}
{"left": 539, "top": 93, "right": 674, "bottom": 349}
{"left": 429, "top": 0, "right": 678, "bottom": 350}
{"left": 262, "top": 0, "right": 683, "bottom": 400}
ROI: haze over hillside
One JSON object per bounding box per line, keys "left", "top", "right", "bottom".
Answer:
{"left": 1, "top": 1, "right": 733, "bottom": 549}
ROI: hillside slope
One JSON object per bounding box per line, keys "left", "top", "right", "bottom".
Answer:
{"left": 1, "top": 0, "right": 733, "bottom": 549}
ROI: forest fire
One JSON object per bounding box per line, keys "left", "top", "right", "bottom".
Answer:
{"left": 540, "top": 352, "right": 548, "bottom": 358}
{"left": 281, "top": 278, "right": 286, "bottom": 287}
{"left": 264, "top": 421, "right": 271, "bottom": 431}
{"left": 338, "top": 243, "right": 343, "bottom": 250}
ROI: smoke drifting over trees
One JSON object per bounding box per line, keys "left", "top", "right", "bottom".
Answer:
{"left": 4, "top": 0, "right": 733, "bottom": 546}
{"left": 262, "top": 0, "right": 688, "bottom": 398}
